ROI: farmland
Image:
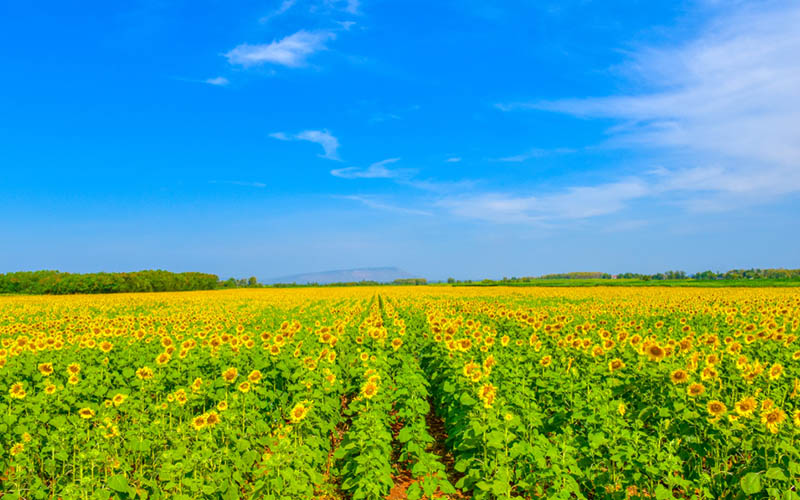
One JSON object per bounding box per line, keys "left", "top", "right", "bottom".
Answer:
{"left": 1, "top": 287, "right": 799, "bottom": 499}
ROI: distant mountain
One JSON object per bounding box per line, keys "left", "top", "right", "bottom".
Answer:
{"left": 265, "top": 266, "right": 417, "bottom": 285}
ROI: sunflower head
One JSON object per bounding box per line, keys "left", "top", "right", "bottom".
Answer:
{"left": 192, "top": 415, "right": 207, "bottom": 430}
{"left": 78, "top": 408, "right": 95, "bottom": 420}
{"left": 707, "top": 400, "right": 727, "bottom": 417}
{"left": 687, "top": 383, "right": 705, "bottom": 397}
{"left": 222, "top": 367, "right": 238, "bottom": 383}
{"left": 289, "top": 401, "right": 310, "bottom": 423}
{"left": 670, "top": 369, "right": 689, "bottom": 385}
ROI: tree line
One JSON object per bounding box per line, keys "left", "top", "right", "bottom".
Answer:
{"left": 0, "top": 270, "right": 222, "bottom": 295}
{"left": 0, "top": 271, "right": 429, "bottom": 295}
{"left": 445, "top": 268, "right": 800, "bottom": 284}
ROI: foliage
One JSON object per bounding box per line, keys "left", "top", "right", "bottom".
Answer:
{"left": 1, "top": 286, "right": 799, "bottom": 499}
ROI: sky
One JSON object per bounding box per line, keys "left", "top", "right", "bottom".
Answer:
{"left": 1, "top": 0, "right": 799, "bottom": 281}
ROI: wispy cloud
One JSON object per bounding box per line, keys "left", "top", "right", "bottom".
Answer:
{"left": 210, "top": 180, "right": 267, "bottom": 188}
{"left": 204, "top": 76, "right": 229, "bottom": 86}
{"left": 445, "top": 157, "right": 462, "bottom": 163}
{"left": 270, "top": 129, "right": 341, "bottom": 160}
{"left": 331, "top": 158, "right": 409, "bottom": 179}
{"left": 226, "top": 30, "right": 335, "bottom": 68}
{"left": 438, "top": 180, "right": 649, "bottom": 223}
{"left": 345, "top": 0, "right": 360, "bottom": 14}
{"left": 339, "top": 195, "right": 432, "bottom": 216}
{"left": 496, "top": 2, "right": 800, "bottom": 210}
{"left": 492, "top": 147, "right": 575, "bottom": 163}
{"left": 260, "top": 0, "right": 297, "bottom": 23}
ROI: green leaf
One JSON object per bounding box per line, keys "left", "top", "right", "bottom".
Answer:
{"left": 398, "top": 427, "right": 413, "bottom": 443}
{"left": 108, "top": 474, "right": 130, "bottom": 493}
{"left": 765, "top": 467, "right": 787, "bottom": 480}
{"left": 460, "top": 393, "right": 477, "bottom": 406}
{"left": 406, "top": 483, "right": 422, "bottom": 500}
{"left": 655, "top": 485, "right": 675, "bottom": 500}
{"left": 741, "top": 472, "right": 762, "bottom": 495}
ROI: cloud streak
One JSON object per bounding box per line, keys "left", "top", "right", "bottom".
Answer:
{"left": 339, "top": 195, "right": 432, "bottom": 216}
{"left": 497, "top": 2, "right": 800, "bottom": 211}
{"left": 492, "top": 148, "right": 575, "bottom": 163}
{"left": 226, "top": 30, "right": 335, "bottom": 68}
{"left": 260, "top": 0, "right": 297, "bottom": 23}
{"left": 270, "top": 129, "right": 341, "bottom": 160}
{"left": 438, "top": 180, "right": 649, "bottom": 224}
{"left": 204, "top": 76, "right": 229, "bottom": 86}
{"left": 331, "top": 158, "right": 409, "bottom": 179}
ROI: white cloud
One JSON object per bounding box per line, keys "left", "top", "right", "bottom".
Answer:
{"left": 497, "top": 2, "right": 800, "bottom": 208}
{"left": 331, "top": 158, "right": 405, "bottom": 178}
{"left": 438, "top": 180, "right": 649, "bottom": 223}
{"left": 210, "top": 180, "right": 267, "bottom": 188}
{"left": 445, "top": 157, "right": 462, "bottom": 163}
{"left": 270, "top": 129, "right": 341, "bottom": 160}
{"left": 226, "top": 30, "right": 335, "bottom": 67}
{"left": 260, "top": 0, "right": 296, "bottom": 23}
{"left": 345, "top": 0, "right": 360, "bottom": 14}
{"left": 492, "top": 148, "right": 575, "bottom": 163}
{"left": 204, "top": 76, "right": 229, "bottom": 86}
{"left": 339, "top": 195, "right": 432, "bottom": 216}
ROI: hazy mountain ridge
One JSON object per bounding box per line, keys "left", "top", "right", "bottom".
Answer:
{"left": 265, "top": 267, "right": 416, "bottom": 284}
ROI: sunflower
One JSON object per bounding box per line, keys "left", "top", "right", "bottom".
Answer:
{"left": 10, "top": 443, "right": 24, "bottom": 456}
{"left": 67, "top": 363, "right": 81, "bottom": 376}
{"left": 362, "top": 381, "right": 379, "bottom": 399}
{"left": 792, "top": 410, "right": 800, "bottom": 427}
{"left": 44, "top": 383, "right": 57, "bottom": 395}
{"left": 687, "top": 383, "right": 705, "bottom": 397}
{"left": 761, "top": 408, "right": 787, "bottom": 434}
{"left": 478, "top": 383, "right": 497, "bottom": 409}
{"left": 289, "top": 401, "right": 310, "bottom": 423}
{"left": 670, "top": 369, "right": 689, "bottom": 385}
{"left": 608, "top": 359, "right": 625, "bottom": 373}
{"left": 222, "top": 367, "right": 238, "bottom": 384}
{"left": 540, "top": 356, "right": 552, "bottom": 367}
{"left": 707, "top": 400, "right": 727, "bottom": 418}
{"left": 618, "top": 402, "right": 626, "bottom": 417}
{"left": 645, "top": 343, "right": 666, "bottom": 362}
{"left": 191, "top": 377, "right": 203, "bottom": 392}
{"left": 38, "top": 363, "right": 54, "bottom": 377}
{"left": 205, "top": 411, "right": 221, "bottom": 427}
{"left": 78, "top": 408, "right": 95, "bottom": 419}
{"left": 391, "top": 338, "right": 403, "bottom": 351}
{"left": 9, "top": 382, "right": 26, "bottom": 399}
{"left": 463, "top": 362, "right": 480, "bottom": 378}
{"left": 500, "top": 335, "right": 510, "bottom": 346}
{"left": 735, "top": 396, "right": 756, "bottom": 417}
{"left": 136, "top": 367, "right": 153, "bottom": 380}
{"left": 699, "top": 365, "right": 717, "bottom": 379}
{"left": 248, "top": 370, "right": 263, "bottom": 384}
{"left": 768, "top": 363, "right": 784, "bottom": 380}
{"left": 217, "top": 400, "right": 229, "bottom": 411}
{"left": 155, "top": 352, "right": 171, "bottom": 365}
{"left": 192, "top": 414, "right": 207, "bottom": 430}
{"left": 99, "top": 341, "right": 113, "bottom": 353}
{"left": 112, "top": 393, "right": 127, "bottom": 406}
{"left": 68, "top": 375, "right": 80, "bottom": 385}
{"left": 238, "top": 381, "right": 251, "bottom": 393}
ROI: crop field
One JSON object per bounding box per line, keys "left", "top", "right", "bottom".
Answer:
{"left": 1, "top": 287, "right": 799, "bottom": 500}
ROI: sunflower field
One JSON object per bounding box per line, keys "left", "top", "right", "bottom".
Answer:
{"left": 1, "top": 287, "right": 799, "bottom": 499}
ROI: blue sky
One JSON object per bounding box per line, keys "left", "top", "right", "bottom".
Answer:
{"left": 1, "top": 0, "right": 799, "bottom": 280}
